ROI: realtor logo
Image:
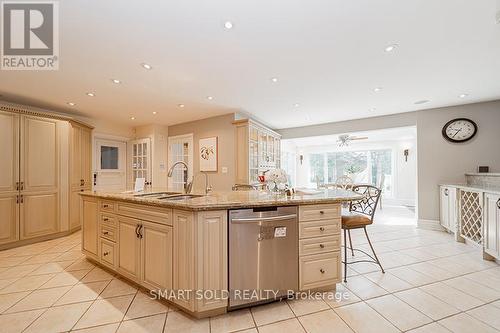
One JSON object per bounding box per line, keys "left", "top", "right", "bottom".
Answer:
{"left": 1, "top": 1, "right": 59, "bottom": 70}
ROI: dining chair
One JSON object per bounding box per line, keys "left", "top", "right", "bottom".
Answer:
{"left": 341, "top": 184, "right": 384, "bottom": 282}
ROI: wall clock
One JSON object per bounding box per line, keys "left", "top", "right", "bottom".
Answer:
{"left": 442, "top": 118, "right": 477, "bottom": 143}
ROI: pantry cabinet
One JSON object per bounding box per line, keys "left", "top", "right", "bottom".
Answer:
{"left": 484, "top": 193, "right": 500, "bottom": 258}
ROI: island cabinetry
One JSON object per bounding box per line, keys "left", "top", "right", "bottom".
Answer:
{"left": 440, "top": 185, "right": 458, "bottom": 233}
{"left": 298, "top": 203, "right": 342, "bottom": 291}
{"left": 484, "top": 193, "right": 500, "bottom": 259}
{"left": 81, "top": 196, "right": 99, "bottom": 259}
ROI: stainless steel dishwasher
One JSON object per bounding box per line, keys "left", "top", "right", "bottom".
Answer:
{"left": 229, "top": 206, "right": 298, "bottom": 309}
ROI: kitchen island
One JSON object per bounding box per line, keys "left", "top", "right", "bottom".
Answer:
{"left": 80, "top": 188, "right": 361, "bottom": 318}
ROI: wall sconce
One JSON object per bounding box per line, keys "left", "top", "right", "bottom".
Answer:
{"left": 403, "top": 149, "right": 409, "bottom": 162}
{"left": 299, "top": 155, "right": 303, "bottom": 165}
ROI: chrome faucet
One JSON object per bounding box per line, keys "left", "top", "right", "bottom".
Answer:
{"left": 167, "top": 161, "right": 193, "bottom": 193}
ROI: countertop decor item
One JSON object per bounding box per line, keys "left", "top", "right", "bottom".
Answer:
{"left": 442, "top": 118, "right": 477, "bottom": 143}
{"left": 199, "top": 136, "right": 218, "bottom": 172}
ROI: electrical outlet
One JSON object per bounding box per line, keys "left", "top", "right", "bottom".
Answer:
{"left": 222, "top": 167, "right": 228, "bottom": 174}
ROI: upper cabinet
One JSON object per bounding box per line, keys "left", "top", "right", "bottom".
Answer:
{"left": 234, "top": 119, "right": 281, "bottom": 185}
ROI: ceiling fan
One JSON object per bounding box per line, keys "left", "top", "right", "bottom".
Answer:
{"left": 337, "top": 134, "right": 368, "bottom": 147}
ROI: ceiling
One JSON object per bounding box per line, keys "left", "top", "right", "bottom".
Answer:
{"left": 283, "top": 126, "right": 417, "bottom": 148}
{"left": 1, "top": 0, "right": 500, "bottom": 129}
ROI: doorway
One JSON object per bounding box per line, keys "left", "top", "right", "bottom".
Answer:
{"left": 94, "top": 138, "right": 127, "bottom": 191}
{"left": 167, "top": 134, "right": 193, "bottom": 191}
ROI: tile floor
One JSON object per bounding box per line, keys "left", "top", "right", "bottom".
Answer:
{"left": 1, "top": 210, "right": 500, "bottom": 332}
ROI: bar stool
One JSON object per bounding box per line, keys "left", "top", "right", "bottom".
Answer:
{"left": 342, "top": 185, "right": 384, "bottom": 282}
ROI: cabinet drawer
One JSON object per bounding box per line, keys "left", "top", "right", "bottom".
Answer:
{"left": 116, "top": 202, "right": 172, "bottom": 226}
{"left": 100, "top": 239, "right": 116, "bottom": 268}
{"left": 300, "top": 252, "right": 341, "bottom": 290}
{"left": 100, "top": 201, "right": 115, "bottom": 212}
{"left": 299, "top": 235, "right": 340, "bottom": 256}
{"left": 299, "top": 220, "right": 340, "bottom": 239}
{"left": 299, "top": 204, "right": 341, "bottom": 222}
{"left": 100, "top": 214, "right": 117, "bottom": 227}
{"left": 100, "top": 224, "right": 117, "bottom": 242}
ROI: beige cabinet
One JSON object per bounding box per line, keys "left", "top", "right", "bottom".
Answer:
{"left": 234, "top": 119, "right": 281, "bottom": 185}
{"left": 82, "top": 196, "right": 99, "bottom": 257}
{"left": 117, "top": 216, "right": 142, "bottom": 281}
{"left": 142, "top": 221, "right": 173, "bottom": 291}
{"left": 484, "top": 193, "right": 500, "bottom": 258}
{"left": 69, "top": 124, "right": 92, "bottom": 230}
{"left": 440, "top": 186, "right": 457, "bottom": 233}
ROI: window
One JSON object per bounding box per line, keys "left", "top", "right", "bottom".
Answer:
{"left": 100, "top": 146, "right": 119, "bottom": 170}
{"left": 309, "top": 153, "right": 325, "bottom": 184}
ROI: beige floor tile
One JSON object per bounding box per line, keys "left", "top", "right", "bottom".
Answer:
{"left": 364, "top": 271, "right": 413, "bottom": 292}
{"left": 0, "top": 264, "right": 42, "bottom": 280}
{"left": 298, "top": 309, "right": 354, "bottom": 333}
{"left": 251, "top": 301, "right": 294, "bottom": 326}
{"left": 334, "top": 302, "right": 399, "bottom": 333}
{"left": 28, "top": 261, "right": 74, "bottom": 275}
{"left": 407, "top": 262, "right": 457, "bottom": 280}
{"left": 80, "top": 267, "right": 115, "bottom": 283}
{"left": 164, "top": 310, "right": 209, "bottom": 333}
{"left": 125, "top": 291, "right": 169, "bottom": 320}
{"left": 54, "top": 251, "right": 85, "bottom": 262}
{"left": 39, "top": 269, "right": 90, "bottom": 289}
{"left": 5, "top": 285, "right": 71, "bottom": 313}
{"left": 0, "top": 309, "right": 44, "bottom": 333}
{"left": 99, "top": 278, "right": 137, "bottom": 299}
{"left": 258, "top": 318, "right": 306, "bottom": 333}
{"left": 24, "top": 301, "right": 92, "bottom": 333}
{"left": 387, "top": 266, "right": 436, "bottom": 286}
{"left": 0, "top": 273, "right": 56, "bottom": 294}
{"left": 74, "top": 294, "right": 134, "bottom": 329}
{"left": 210, "top": 308, "right": 255, "bottom": 333}
{"left": 55, "top": 280, "right": 109, "bottom": 305}
{"left": 287, "top": 296, "right": 329, "bottom": 316}
{"left": 65, "top": 259, "right": 96, "bottom": 272}
{"left": 0, "top": 256, "right": 31, "bottom": 268}
{"left": 21, "top": 253, "right": 62, "bottom": 265}
{"left": 467, "top": 303, "right": 500, "bottom": 330}
{"left": 420, "top": 282, "right": 484, "bottom": 311}
{"left": 0, "top": 291, "right": 30, "bottom": 313}
{"left": 69, "top": 322, "right": 120, "bottom": 333}
{"left": 443, "top": 276, "right": 500, "bottom": 303}
{"left": 342, "top": 275, "right": 388, "bottom": 300}
{"left": 439, "top": 313, "right": 498, "bottom": 333}
{"left": 366, "top": 294, "right": 432, "bottom": 331}
{"left": 116, "top": 313, "right": 166, "bottom": 333}
{"left": 324, "top": 284, "right": 361, "bottom": 308}
{"left": 406, "top": 322, "right": 453, "bottom": 333}
{"left": 395, "top": 288, "right": 460, "bottom": 320}
{"left": 0, "top": 278, "right": 18, "bottom": 290}
{"left": 464, "top": 270, "right": 500, "bottom": 292}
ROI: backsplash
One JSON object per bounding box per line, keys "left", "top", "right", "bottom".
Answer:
{"left": 466, "top": 173, "right": 500, "bottom": 187}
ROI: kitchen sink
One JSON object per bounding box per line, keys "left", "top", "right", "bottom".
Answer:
{"left": 158, "top": 194, "right": 205, "bottom": 200}
{"left": 134, "top": 192, "right": 181, "bottom": 197}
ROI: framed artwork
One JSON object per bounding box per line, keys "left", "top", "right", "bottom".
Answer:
{"left": 199, "top": 137, "right": 218, "bottom": 172}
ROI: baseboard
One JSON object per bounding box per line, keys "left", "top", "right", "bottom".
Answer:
{"left": 417, "top": 219, "right": 445, "bottom": 231}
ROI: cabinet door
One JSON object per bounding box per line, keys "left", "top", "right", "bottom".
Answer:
{"left": 82, "top": 197, "right": 98, "bottom": 256}
{"left": 117, "top": 216, "right": 141, "bottom": 282}
{"left": 173, "top": 210, "right": 195, "bottom": 311}
{"left": 440, "top": 187, "right": 450, "bottom": 230}
{"left": 0, "top": 194, "right": 19, "bottom": 245}
{"left": 20, "top": 192, "right": 58, "bottom": 239}
{"left": 69, "top": 189, "right": 82, "bottom": 230}
{"left": 70, "top": 125, "right": 82, "bottom": 189}
{"left": 485, "top": 194, "right": 500, "bottom": 257}
{"left": 141, "top": 221, "right": 172, "bottom": 290}
{"left": 81, "top": 128, "right": 92, "bottom": 187}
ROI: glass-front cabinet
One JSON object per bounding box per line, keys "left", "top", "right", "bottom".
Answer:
{"left": 234, "top": 119, "right": 281, "bottom": 185}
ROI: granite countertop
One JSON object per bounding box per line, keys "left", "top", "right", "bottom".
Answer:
{"left": 440, "top": 183, "right": 500, "bottom": 195}
{"left": 80, "top": 188, "right": 363, "bottom": 211}
{"left": 465, "top": 173, "right": 500, "bottom": 177}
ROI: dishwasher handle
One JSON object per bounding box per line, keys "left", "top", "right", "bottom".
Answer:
{"left": 231, "top": 214, "right": 297, "bottom": 223}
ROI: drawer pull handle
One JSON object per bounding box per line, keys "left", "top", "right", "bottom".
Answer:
{"left": 320, "top": 269, "right": 325, "bottom": 274}
{"left": 103, "top": 231, "right": 109, "bottom": 235}
{"left": 103, "top": 204, "right": 109, "bottom": 208}
{"left": 319, "top": 227, "right": 325, "bottom": 231}
{"left": 103, "top": 251, "right": 110, "bottom": 256}
{"left": 319, "top": 244, "right": 325, "bottom": 249}
{"left": 319, "top": 211, "right": 325, "bottom": 214}
{"left": 103, "top": 218, "right": 109, "bottom": 222}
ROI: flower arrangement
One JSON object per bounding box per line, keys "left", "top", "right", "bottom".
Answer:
{"left": 265, "top": 169, "right": 289, "bottom": 192}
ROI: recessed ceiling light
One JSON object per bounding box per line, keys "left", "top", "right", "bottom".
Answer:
{"left": 178, "top": 104, "right": 185, "bottom": 108}
{"left": 293, "top": 103, "right": 300, "bottom": 108}
{"left": 86, "top": 92, "right": 95, "bottom": 97}
{"left": 207, "top": 96, "right": 214, "bottom": 100}
{"left": 224, "top": 21, "right": 233, "bottom": 30}
{"left": 111, "top": 79, "right": 121, "bottom": 84}
{"left": 67, "top": 102, "right": 76, "bottom": 106}
{"left": 271, "top": 77, "right": 278, "bottom": 83}
{"left": 373, "top": 87, "right": 383, "bottom": 92}
{"left": 414, "top": 100, "right": 430, "bottom": 105}
{"left": 141, "top": 63, "right": 152, "bottom": 70}
{"left": 459, "top": 93, "right": 468, "bottom": 98}
{"left": 369, "top": 107, "right": 377, "bottom": 112}
{"left": 384, "top": 44, "right": 398, "bottom": 52}
{"left": 152, "top": 111, "right": 157, "bottom": 115}
{"left": 130, "top": 117, "right": 135, "bottom": 120}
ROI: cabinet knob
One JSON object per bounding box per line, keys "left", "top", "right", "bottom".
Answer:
{"left": 444, "top": 188, "right": 449, "bottom": 196}
{"left": 103, "top": 204, "right": 109, "bottom": 208}
{"left": 319, "top": 227, "right": 325, "bottom": 232}
{"left": 320, "top": 268, "right": 325, "bottom": 274}
{"left": 103, "top": 251, "right": 109, "bottom": 256}
{"left": 103, "top": 218, "right": 109, "bottom": 222}
{"left": 103, "top": 231, "right": 109, "bottom": 235}
{"left": 319, "top": 244, "right": 325, "bottom": 249}
{"left": 319, "top": 210, "right": 325, "bottom": 214}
